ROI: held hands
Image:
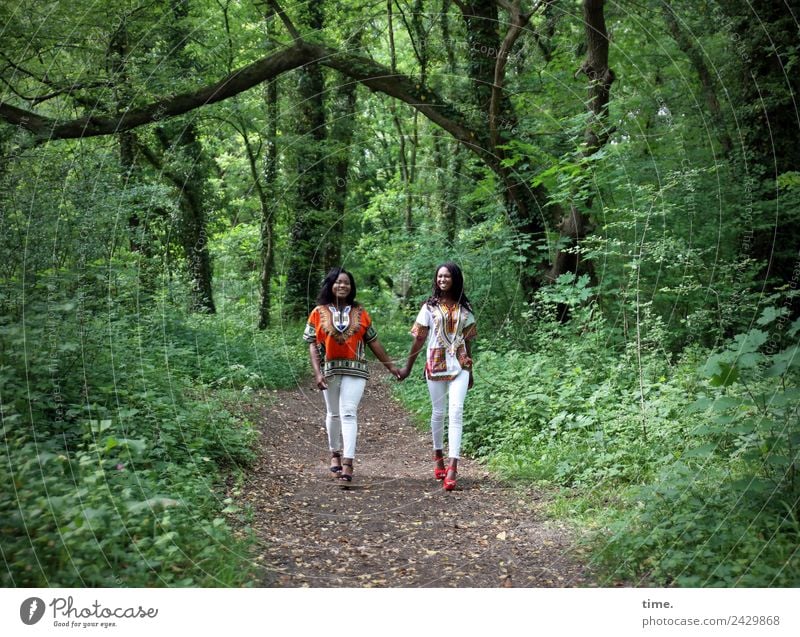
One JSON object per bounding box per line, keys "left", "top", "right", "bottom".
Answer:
{"left": 395, "top": 365, "right": 411, "bottom": 381}
{"left": 387, "top": 364, "right": 403, "bottom": 380}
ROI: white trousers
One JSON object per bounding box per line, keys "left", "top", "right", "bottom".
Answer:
{"left": 322, "top": 374, "right": 367, "bottom": 459}
{"left": 427, "top": 370, "right": 470, "bottom": 459}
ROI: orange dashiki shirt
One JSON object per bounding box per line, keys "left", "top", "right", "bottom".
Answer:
{"left": 303, "top": 304, "right": 377, "bottom": 378}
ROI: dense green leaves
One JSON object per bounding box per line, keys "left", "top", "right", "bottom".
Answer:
{"left": 393, "top": 286, "right": 799, "bottom": 586}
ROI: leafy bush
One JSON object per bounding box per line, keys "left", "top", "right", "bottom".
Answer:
{"left": 392, "top": 278, "right": 799, "bottom": 586}
{"left": 594, "top": 308, "right": 800, "bottom": 586}
{"left": 1, "top": 433, "right": 249, "bottom": 586}
{"left": 0, "top": 263, "right": 297, "bottom": 586}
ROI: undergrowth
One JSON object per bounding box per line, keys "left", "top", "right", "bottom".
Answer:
{"left": 0, "top": 263, "right": 298, "bottom": 586}
{"left": 392, "top": 280, "right": 800, "bottom": 587}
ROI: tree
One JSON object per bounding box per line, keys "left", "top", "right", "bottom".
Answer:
{"left": 282, "top": 1, "right": 328, "bottom": 318}
{"left": 152, "top": 0, "right": 216, "bottom": 313}
{"left": 718, "top": 0, "right": 800, "bottom": 299}
{"left": 547, "top": 0, "right": 615, "bottom": 301}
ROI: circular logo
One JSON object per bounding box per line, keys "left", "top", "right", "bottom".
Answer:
{"left": 20, "top": 597, "right": 46, "bottom": 625}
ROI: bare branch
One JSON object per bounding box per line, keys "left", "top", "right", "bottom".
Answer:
{"left": 265, "top": 0, "right": 302, "bottom": 41}
{"left": 30, "top": 82, "right": 113, "bottom": 106}
{"left": 391, "top": 0, "right": 424, "bottom": 67}
{"left": 305, "top": 42, "right": 496, "bottom": 168}
{"left": 0, "top": 51, "right": 51, "bottom": 85}
{"left": 488, "top": 1, "right": 549, "bottom": 149}
{"left": 0, "top": 76, "right": 36, "bottom": 102}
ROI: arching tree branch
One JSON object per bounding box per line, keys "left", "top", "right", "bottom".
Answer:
{"left": 1, "top": 41, "right": 496, "bottom": 169}
{"left": 0, "top": 45, "right": 311, "bottom": 140}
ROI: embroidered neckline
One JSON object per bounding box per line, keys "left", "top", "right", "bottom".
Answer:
{"left": 329, "top": 305, "right": 351, "bottom": 333}
{"left": 318, "top": 305, "right": 362, "bottom": 343}
{"left": 432, "top": 303, "right": 463, "bottom": 355}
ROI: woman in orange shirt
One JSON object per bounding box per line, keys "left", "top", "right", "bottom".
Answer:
{"left": 303, "top": 268, "right": 400, "bottom": 482}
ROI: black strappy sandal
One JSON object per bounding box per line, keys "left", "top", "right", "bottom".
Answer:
{"left": 339, "top": 459, "right": 353, "bottom": 482}
{"left": 329, "top": 451, "right": 342, "bottom": 474}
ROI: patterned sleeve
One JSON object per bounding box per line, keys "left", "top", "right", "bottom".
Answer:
{"left": 302, "top": 308, "right": 319, "bottom": 343}
{"left": 462, "top": 309, "right": 477, "bottom": 341}
{"left": 361, "top": 309, "right": 378, "bottom": 343}
{"left": 410, "top": 304, "right": 430, "bottom": 339}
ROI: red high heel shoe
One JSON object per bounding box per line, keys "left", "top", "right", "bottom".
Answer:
{"left": 443, "top": 465, "right": 457, "bottom": 491}
{"left": 433, "top": 455, "right": 447, "bottom": 480}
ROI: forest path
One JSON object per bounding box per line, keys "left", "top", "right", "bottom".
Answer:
{"left": 235, "top": 372, "right": 595, "bottom": 587}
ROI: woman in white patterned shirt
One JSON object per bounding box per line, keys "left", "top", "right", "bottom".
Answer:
{"left": 398, "top": 262, "right": 477, "bottom": 491}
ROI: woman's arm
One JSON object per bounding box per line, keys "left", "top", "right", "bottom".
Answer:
{"left": 398, "top": 334, "right": 426, "bottom": 380}
{"left": 465, "top": 340, "right": 474, "bottom": 389}
{"left": 308, "top": 343, "right": 327, "bottom": 390}
{"left": 367, "top": 339, "right": 401, "bottom": 378}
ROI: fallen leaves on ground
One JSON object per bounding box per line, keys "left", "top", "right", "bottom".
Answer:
{"left": 230, "top": 369, "right": 595, "bottom": 588}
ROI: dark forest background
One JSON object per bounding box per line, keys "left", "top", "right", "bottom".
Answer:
{"left": 1, "top": 0, "right": 798, "bottom": 586}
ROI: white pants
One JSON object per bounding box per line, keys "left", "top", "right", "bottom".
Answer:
{"left": 427, "top": 370, "right": 469, "bottom": 459}
{"left": 322, "top": 374, "right": 367, "bottom": 459}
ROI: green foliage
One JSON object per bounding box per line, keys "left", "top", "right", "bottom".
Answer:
{"left": 394, "top": 286, "right": 799, "bottom": 586}
{"left": 3, "top": 0, "right": 798, "bottom": 591}
{"left": 1, "top": 434, "right": 249, "bottom": 587}
{"left": 0, "top": 260, "right": 297, "bottom": 586}
{"left": 585, "top": 306, "right": 798, "bottom": 586}
{"left": 597, "top": 465, "right": 799, "bottom": 586}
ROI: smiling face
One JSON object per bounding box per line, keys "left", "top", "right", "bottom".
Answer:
{"left": 332, "top": 272, "right": 352, "bottom": 302}
{"left": 436, "top": 266, "right": 453, "bottom": 294}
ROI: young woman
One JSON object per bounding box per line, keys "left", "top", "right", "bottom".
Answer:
{"left": 303, "top": 267, "right": 400, "bottom": 482}
{"left": 398, "top": 262, "right": 477, "bottom": 491}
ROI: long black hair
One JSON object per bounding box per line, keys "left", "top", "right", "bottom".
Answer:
{"left": 316, "top": 267, "right": 358, "bottom": 306}
{"left": 426, "top": 261, "right": 473, "bottom": 312}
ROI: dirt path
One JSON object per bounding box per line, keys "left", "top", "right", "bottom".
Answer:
{"left": 235, "top": 372, "right": 595, "bottom": 588}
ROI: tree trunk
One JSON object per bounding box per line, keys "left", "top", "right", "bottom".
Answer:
{"left": 109, "top": 20, "right": 144, "bottom": 254}
{"left": 433, "top": 134, "right": 462, "bottom": 244}
{"left": 461, "top": 1, "right": 499, "bottom": 115}
{"left": 325, "top": 32, "right": 360, "bottom": 270}
{"left": 164, "top": 0, "right": 215, "bottom": 313}
{"left": 661, "top": 1, "right": 732, "bottom": 157}
{"left": 719, "top": 0, "right": 800, "bottom": 296}
{"left": 459, "top": 0, "right": 551, "bottom": 296}
{"left": 284, "top": 1, "right": 326, "bottom": 319}
{"left": 258, "top": 77, "right": 279, "bottom": 329}
{"left": 547, "top": 0, "right": 614, "bottom": 304}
